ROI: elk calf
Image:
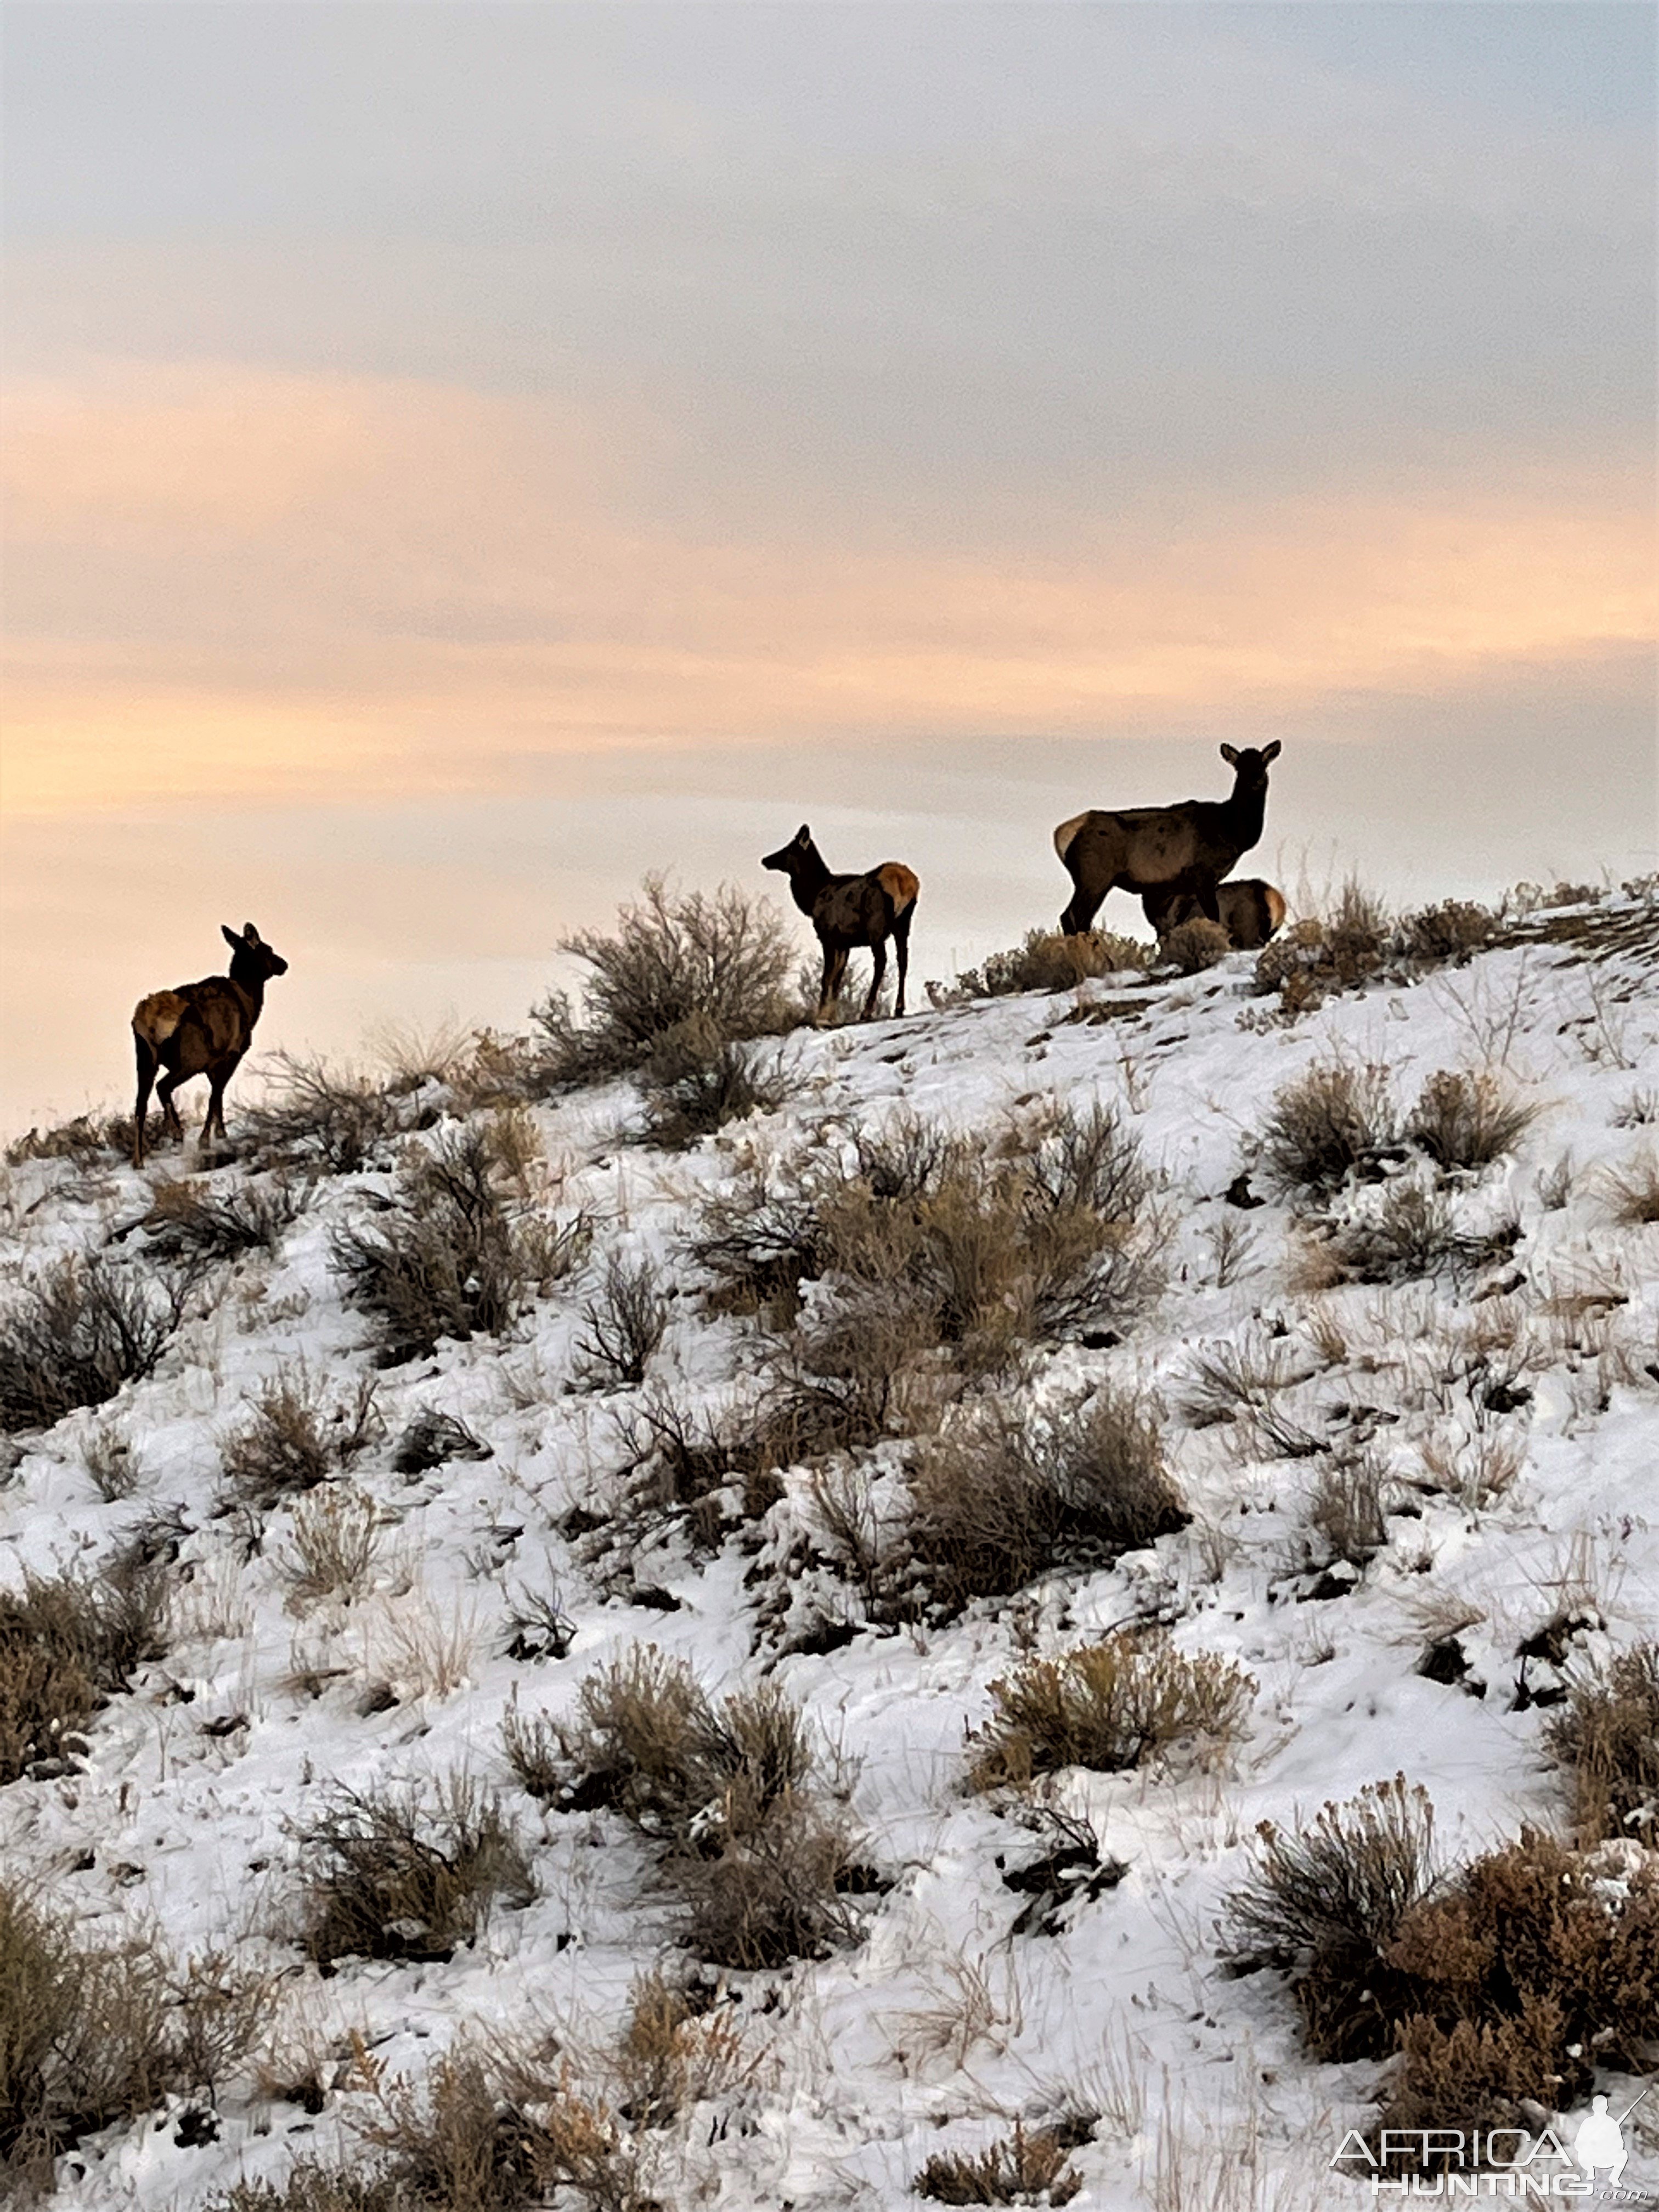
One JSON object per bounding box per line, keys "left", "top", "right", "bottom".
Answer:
{"left": 763, "top": 825, "right": 919, "bottom": 1020}
{"left": 131, "top": 923, "right": 289, "bottom": 1167}
{"left": 1144, "top": 878, "right": 1286, "bottom": 950}
{"left": 1054, "top": 741, "right": 1281, "bottom": 936}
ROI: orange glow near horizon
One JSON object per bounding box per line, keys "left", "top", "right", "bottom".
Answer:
{"left": 4, "top": 362, "right": 1652, "bottom": 817}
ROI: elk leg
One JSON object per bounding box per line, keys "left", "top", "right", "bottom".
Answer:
{"left": 133, "top": 1036, "right": 157, "bottom": 1167}
{"left": 862, "top": 935, "right": 887, "bottom": 1021}
{"left": 1061, "top": 884, "right": 1106, "bottom": 936}
{"left": 1195, "top": 881, "right": 1223, "bottom": 926}
{"left": 205, "top": 1054, "right": 238, "bottom": 1145}
{"left": 155, "top": 1065, "right": 188, "bottom": 1143}
{"left": 817, "top": 938, "right": 838, "bottom": 1019}
{"left": 892, "top": 908, "right": 912, "bottom": 1018}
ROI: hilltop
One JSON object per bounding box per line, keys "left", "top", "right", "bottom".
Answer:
{"left": 1, "top": 879, "right": 1656, "bottom": 2210}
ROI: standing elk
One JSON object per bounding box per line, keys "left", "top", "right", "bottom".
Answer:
{"left": 1053, "top": 741, "right": 1282, "bottom": 936}
{"left": 131, "top": 923, "right": 289, "bottom": 1167}
{"left": 763, "top": 825, "right": 919, "bottom": 1021}
{"left": 1143, "top": 877, "right": 1286, "bottom": 950}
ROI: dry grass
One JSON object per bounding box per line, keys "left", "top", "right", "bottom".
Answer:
{"left": 1602, "top": 1149, "right": 1659, "bottom": 1226}
{"left": 292, "top": 1775, "right": 534, "bottom": 1973}
{"left": 1224, "top": 1774, "right": 1439, "bottom": 2062}
{"left": 1307, "top": 1454, "right": 1391, "bottom": 1568}
{"left": 0, "top": 1250, "right": 203, "bottom": 1433}
{"left": 536, "top": 1647, "right": 862, "bottom": 1968}
{"left": 1545, "top": 1641, "right": 1659, "bottom": 1844}
{"left": 612, "top": 1970, "right": 747, "bottom": 2127}
{"left": 934, "top": 928, "right": 1151, "bottom": 1003}
{"left": 1255, "top": 1057, "right": 1398, "bottom": 1200}
{"left": 532, "top": 874, "right": 797, "bottom": 1087}
{"left": 907, "top": 1390, "right": 1187, "bottom": 1616}
{"left": 332, "top": 1125, "right": 590, "bottom": 1364}
{"left": 275, "top": 1488, "right": 384, "bottom": 1610}
{"left": 967, "top": 1634, "right": 1254, "bottom": 1791}
{"left": 0, "top": 1558, "right": 171, "bottom": 1786}
{"left": 219, "top": 1365, "right": 382, "bottom": 1510}
{"left": 1156, "top": 917, "right": 1232, "bottom": 974}
{"left": 1405, "top": 1070, "right": 1538, "bottom": 1171}
{"left": 915, "top": 2120, "right": 1087, "bottom": 2204}
{"left": 1251, "top": 882, "right": 1391, "bottom": 1014}
{"left": 574, "top": 1252, "right": 672, "bottom": 1389}
{"left": 1, "top": 1880, "right": 270, "bottom": 2199}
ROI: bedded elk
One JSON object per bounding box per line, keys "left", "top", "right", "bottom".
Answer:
{"left": 131, "top": 924, "right": 289, "bottom": 1167}
{"left": 1053, "top": 741, "right": 1282, "bottom": 937}
{"left": 1144, "top": 878, "right": 1286, "bottom": 950}
{"left": 763, "top": 826, "right": 919, "bottom": 1020}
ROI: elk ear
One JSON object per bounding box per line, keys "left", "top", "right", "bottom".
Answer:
{"left": 796, "top": 824, "right": 811, "bottom": 844}
{"left": 242, "top": 923, "right": 262, "bottom": 943}
{"left": 222, "top": 924, "right": 242, "bottom": 951}
{"left": 1219, "top": 744, "right": 1239, "bottom": 766}
{"left": 1261, "top": 740, "right": 1281, "bottom": 763}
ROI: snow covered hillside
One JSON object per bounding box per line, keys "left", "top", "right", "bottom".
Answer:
{"left": 2, "top": 883, "right": 1657, "bottom": 2211}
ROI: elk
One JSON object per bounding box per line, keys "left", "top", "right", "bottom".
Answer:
{"left": 1143, "top": 877, "right": 1286, "bottom": 950}
{"left": 131, "top": 923, "right": 289, "bottom": 1167}
{"left": 1053, "top": 741, "right": 1282, "bottom": 937}
{"left": 762, "top": 825, "right": 919, "bottom": 1021}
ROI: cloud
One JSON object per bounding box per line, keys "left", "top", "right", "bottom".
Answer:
{"left": 3, "top": 359, "right": 1650, "bottom": 815}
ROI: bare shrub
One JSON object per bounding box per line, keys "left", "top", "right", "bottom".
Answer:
{"left": 1, "top": 1880, "right": 269, "bottom": 2198}
{"left": 1545, "top": 1641, "right": 1659, "bottom": 1844}
{"left": 0, "top": 1558, "right": 171, "bottom": 1786}
{"left": 907, "top": 1390, "right": 1187, "bottom": 1616}
{"left": 1603, "top": 1149, "right": 1659, "bottom": 1226}
{"left": 5, "top": 1111, "right": 132, "bottom": 1169}
{"left": 134, "top": 1172, "right": 306, "bottom": 1260}
{"left": 332, "top": 1126, "right": 589, "bottom": 1364}
{"left": 639, "top": 1014, "right": 788, "bottom": 1148}
{"left": 1156, "top": 917, "right": 1231, "bottom": 974}
{"left": 240, "top": 1054, "right": 408, "bottom": 1176}
{"left": 1224, "top": 1775, "right": 1438, "bottom": 2061}
{"left": 276, "top": 1489, "right": 383, "bottom": 1610}
{"left": 936, "top": 928, "right": 1151, "bottom": 1003}
{"left": 533, "top": 876, "right": 796, "bottom": 1087}
{"left": 685, "top": 1150, "right": 827, "bottom": 1317}
{"left": 293, "top": 1776, "right": 534, "bottom": 1973}
{"left": 1611, "top": 1087, "right": 1659, "bottom": 1128}
{"left": 615, "top": 1385, "right": 788, "bottom": 1532}
{"left": 1379, "top": 1831, "right": 1659, "bottom": 2153}
{"left": 574, "top": 1254, "right": 671, "bottom": 1389}
{"left": 1255, "top": 1059, "right": 1398, "bottom": 1198}
{"left": 391, "top": 1409, "right": 493, "bottom": 1475}
{"left": 1406, "top": 1070, "right": 1538, "bottom": 1171}
{"left": 220, "top": 1366, "right": 381, "bottom": 1510}
{"left": 0, "top": 1251, "right": 201, "bottom": 1433}
{"left": 208, "top": 2163, "right": 404, "bottom": 2211}
{"left": 1313, "top": 1182, "right": 1520, "bottom": 1287}
{"left": 915, "top": 2120, "right": 1086, "bottom": 2205}
{"left": 968, "top": 1633, "right": 1254, "bottom": 1792}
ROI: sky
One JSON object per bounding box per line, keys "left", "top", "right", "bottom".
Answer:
{"left": 2, "top": 1, "right": 1654, "bottom": 1134}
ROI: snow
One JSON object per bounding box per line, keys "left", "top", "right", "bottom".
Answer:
{"left": 3, "top": 887, "right": 1656, "bottom": 2209}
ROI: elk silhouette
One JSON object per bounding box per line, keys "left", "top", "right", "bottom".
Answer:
{"left": 763, "top": 826, "right": 919, "bottom": 1021}
{"left": 1053, "top": 742, "right": 1281, "bottom": 937}
{"left": 1144, "top": 877, "right": 1286, "bottom": 950}
{"left": 131, "top": 923, "right": 289, "bottom": 1167}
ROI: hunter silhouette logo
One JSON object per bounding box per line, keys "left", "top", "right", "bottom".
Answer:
{"left": 1575, "top": 2096, "right": 1629, "bottom": 2187}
